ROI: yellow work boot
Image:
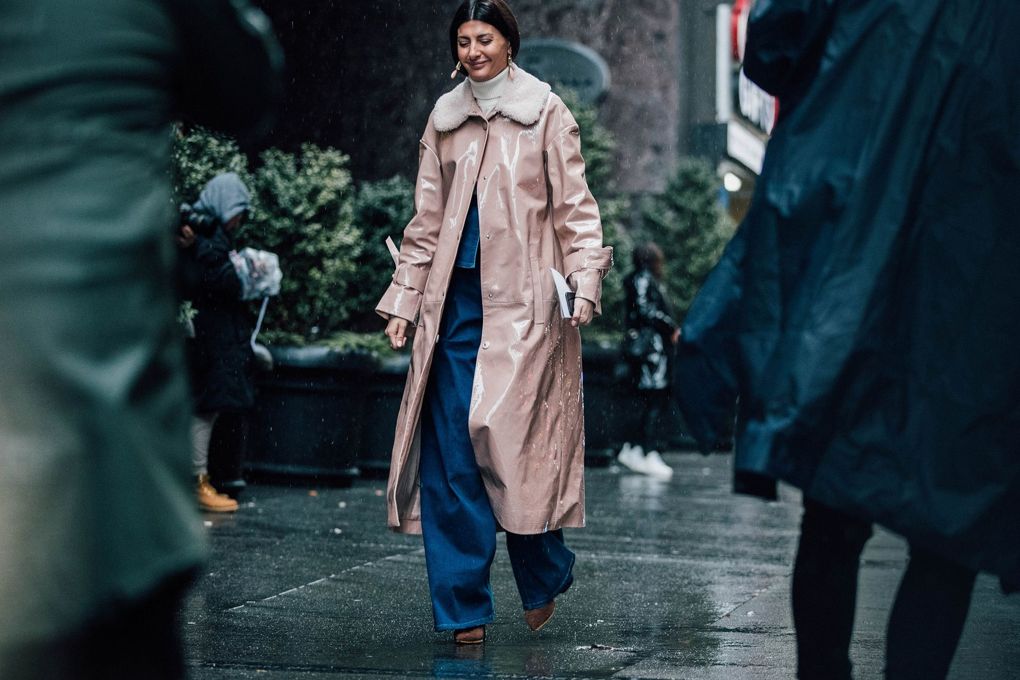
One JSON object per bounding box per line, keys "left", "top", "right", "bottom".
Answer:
{"left": 196, "top": 474, "right": 239, "bottom": 513}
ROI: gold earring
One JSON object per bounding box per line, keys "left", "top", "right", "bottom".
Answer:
{"left": 450, "top": 61, "right": 463, "bottom": 80}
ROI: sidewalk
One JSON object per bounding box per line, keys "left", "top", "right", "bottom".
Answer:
{"left": 182, "top": 452, "right": 1020, "bottom": 679}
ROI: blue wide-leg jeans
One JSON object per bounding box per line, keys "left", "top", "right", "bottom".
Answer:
{"left": 419, "top": 266, "right": 575, "bottom": 632}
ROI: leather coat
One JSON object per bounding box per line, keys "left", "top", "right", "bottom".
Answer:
{"left": 376, "top": 67, "right": 613, "bottom": 535}
{"left": 624, "top": 268, "right": 678, "bottom": 391}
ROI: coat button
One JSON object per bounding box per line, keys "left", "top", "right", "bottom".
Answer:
{"left": 482, "top": 341, "right": 490, "bottom": 349}
{"left": 487, "top": 292, "right": 493, "bottom": 299}
{"left": 485, "top": 233, "right": 491, "bottom": 240}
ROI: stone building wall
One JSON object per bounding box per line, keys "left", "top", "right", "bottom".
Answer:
{"left": 255, "top": 1, "right": 719, "bottom": 194}
{"left": 512, "top": 0, "right": 682, "bottom": 193}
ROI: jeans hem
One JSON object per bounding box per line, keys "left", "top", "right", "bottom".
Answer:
{"left": 521, "top": 553, "right": 576, "bottom": 611}
{"left": 434, "top": 614, "right": 494, "bottom": 632}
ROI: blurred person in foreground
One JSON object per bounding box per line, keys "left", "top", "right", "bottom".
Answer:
{"left": 619, "top": 242, "right": 680, "bottom": 480}
{"left": 0, "top": 0, "right": 280, "bottom": 677}
{"left": 178, "top": 173, "right": 256, "bottom": 514}
{"left": 673, "top": 1, "right": 1020, "bottom": 678}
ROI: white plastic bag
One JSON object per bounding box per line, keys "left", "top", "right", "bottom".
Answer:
{"left": 229, "top": 247, "right": 282, "bottom": 301}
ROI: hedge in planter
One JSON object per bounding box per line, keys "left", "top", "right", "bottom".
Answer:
{"left": 172, "top": 128, "right": 368, "bottom": 484}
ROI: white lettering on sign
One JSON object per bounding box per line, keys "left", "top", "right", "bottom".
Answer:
{"left": 738, "top": 69, "right": 777, "bottom": 135}
{"left": 730, "top": 0, "right": 778, "bottom": 136}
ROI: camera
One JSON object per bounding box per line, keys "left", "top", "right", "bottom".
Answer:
{"left": 178, "top": 204, "right": 221, "bottom": 238}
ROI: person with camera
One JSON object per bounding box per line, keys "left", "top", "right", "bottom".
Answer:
{"left": 619, "top": 242, "right": 680, "bottom": 480}
{"left": 178, "top": 172, "right": 257, "bottom": 513}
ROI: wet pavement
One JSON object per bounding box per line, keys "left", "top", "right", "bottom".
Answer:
{"left": 183, "top": 452, "right": 1020, "bottom": 679}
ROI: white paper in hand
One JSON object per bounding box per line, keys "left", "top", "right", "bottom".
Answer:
{"left": 385, "top": 236, "right": 399, "bottom": 267}
{"left": 549, "top": 268, "right": 575, "bottom": 319}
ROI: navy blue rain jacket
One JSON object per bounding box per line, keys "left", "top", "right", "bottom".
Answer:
{"left": 674, "top": 0, "right": 1020, "bottom": 586}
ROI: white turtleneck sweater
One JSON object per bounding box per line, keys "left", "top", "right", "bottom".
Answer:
{"left": 468, "top": 66, "right": 510, "bottom": 115}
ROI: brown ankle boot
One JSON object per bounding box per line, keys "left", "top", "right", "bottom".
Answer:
{"left": 524, "top": 601, "right": 555, "bottom": 631}
{"left": 196, "top": 474, "right": 239, "bottom": 513}
{"left": 453, "top": 625, "right": 485, "bottom": 645}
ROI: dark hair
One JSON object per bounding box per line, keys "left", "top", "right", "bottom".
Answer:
{"left": 632, "top": 242, "right": 665, "bottom": 278}
{"left": 449, "top": 0, "right": 521, "bottom": 64}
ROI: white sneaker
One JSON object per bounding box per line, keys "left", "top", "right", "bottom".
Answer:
{"left": 643, "top": 450, "right": 674, "bottom": 480}
{"left": 618, "top": 444, "right": 647, "bottom": 473}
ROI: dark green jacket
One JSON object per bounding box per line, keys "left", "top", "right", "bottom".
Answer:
{"left": 0, "top": 0, "right": 280, "bottom": 646}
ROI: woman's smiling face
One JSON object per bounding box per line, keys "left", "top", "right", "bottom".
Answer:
{"left": 456, "top": 20, "right": 510, "bottom": 82}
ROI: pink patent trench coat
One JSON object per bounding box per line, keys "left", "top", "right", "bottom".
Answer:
{"left": 376, "top": 67, "right": 613, "bottom": 535}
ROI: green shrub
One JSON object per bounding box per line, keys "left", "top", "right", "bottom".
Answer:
{"left": 319, "top": 329, "right": 396, "bottom": 356}
{"left": 349, "top": 175, "right": 415, "bottom": 332}
{"left": 639, "top": 158, "right": 736, "bottom": 320}
{"left": 246, "top": 145, "right": 361, "bottom": 343}
{"left": 172, "top": 127, "right": 362, "bottom": 345}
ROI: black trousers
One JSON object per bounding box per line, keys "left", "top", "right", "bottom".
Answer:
{"left": 1, "top": 572, "right": 192, "bottom": 680}
{"left": 629, "top": 388, "right": 670, "bottom": 451}
{"left": 793, "top": 499, "right": 977, "bottom": 680}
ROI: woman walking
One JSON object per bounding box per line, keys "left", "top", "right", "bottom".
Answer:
{"left": 619, "top": 243, "right": 680, "bottom": 480}
{"left": 376, "top": 0, "right": 613, "bottom": 645}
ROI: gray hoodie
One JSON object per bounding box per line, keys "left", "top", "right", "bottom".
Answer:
{"left": 190, "top": 172, "right": 251, "bottom": 223}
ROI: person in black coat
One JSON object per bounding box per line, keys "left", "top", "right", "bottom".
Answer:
{"left": 179, "top": 173, "right": 256, "bottom": 513}
{"left": 673, "top": 1, "right": 1020, "bottom": 678}
{"left": 619, "top": 242, "right": 680, "bottom": 480}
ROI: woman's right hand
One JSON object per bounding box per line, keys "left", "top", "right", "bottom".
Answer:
{"left": 385, "top": 317, "right": 410, "bottom": 351}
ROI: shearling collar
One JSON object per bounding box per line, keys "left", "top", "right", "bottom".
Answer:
{"left": 432, "top": 66, "right": 552, "bottom": 132}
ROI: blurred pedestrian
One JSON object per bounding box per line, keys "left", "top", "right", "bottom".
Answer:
{"left": 619, "top": 242, "right": 680, "bottom": 480}
{"left": 178, "top": 173, "right": 258, "bottom": 513}
{"left": 674, "top": 1, "right": 1020, "bottom": 678}
{"left": 0, "top": 0, "right": 280, "bottom": 677}
{"left": 377, "top": 0, "right": 613, "bottom": 645}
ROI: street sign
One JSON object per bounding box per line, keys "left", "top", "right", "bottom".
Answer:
{"left": 516, "top": 38, "right": 611, "bottom": 104}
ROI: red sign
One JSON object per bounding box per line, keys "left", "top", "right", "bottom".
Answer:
{"left": 732, "top": 0, "right": 751, "bottom": 62}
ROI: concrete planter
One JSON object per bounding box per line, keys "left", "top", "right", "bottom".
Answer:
{"left": 246, "top": 346, "right": 379, "bottom": 487}
{"left": 359, "top": 353, "right": 410, "bottom": 479}
{"left": 244, "top": 342, "right": 703, "bottom": 486}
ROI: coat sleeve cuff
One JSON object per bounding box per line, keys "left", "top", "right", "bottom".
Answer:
{"left": 376, "top": 282, "right": 422, "bottom": 323}
{"left": 565, "top": 246, "right": 613, "bottom": 314}
{"left": 393, "top": 263, "right": 430, "bottom": 292}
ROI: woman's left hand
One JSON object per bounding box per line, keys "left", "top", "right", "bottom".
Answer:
{"left": 571, "top": 298, "right": 595, "bottom": 327}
